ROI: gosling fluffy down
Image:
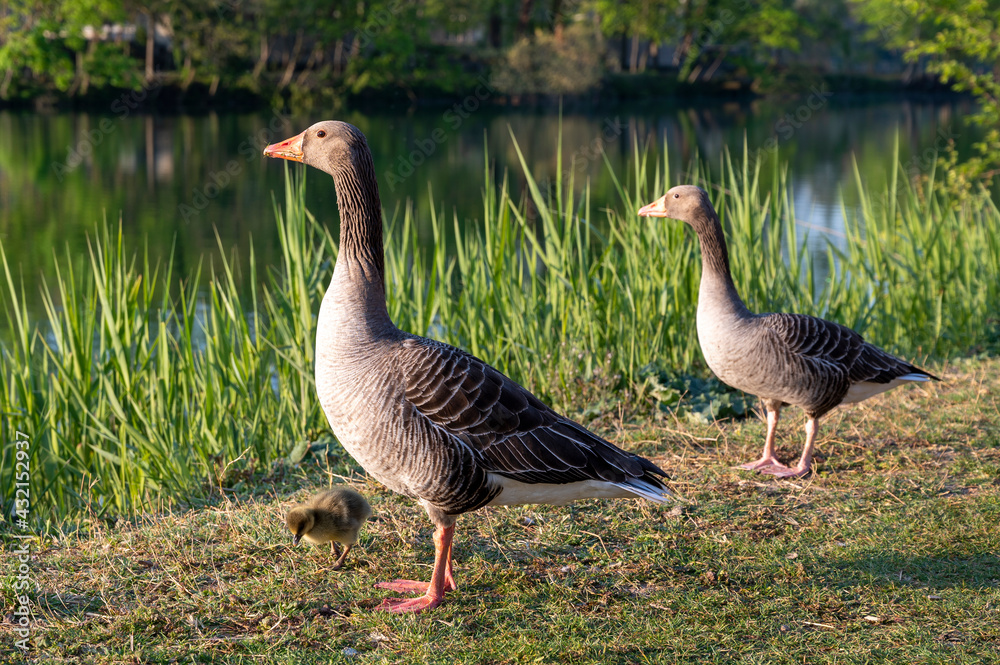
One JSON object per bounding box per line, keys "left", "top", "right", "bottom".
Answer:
{"left": 285, "top": 487, "right": 372, "bottom": 570}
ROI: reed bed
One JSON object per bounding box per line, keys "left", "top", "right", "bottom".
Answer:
{"left": 2, "top": 141, "right": 998, "bottom": 521}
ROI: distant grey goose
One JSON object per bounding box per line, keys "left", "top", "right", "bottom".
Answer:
{"left": 638, "top": 185, "right": 938, "bottom": 478}
{"left": 264, "top": 121, "right": 671, "bottom": 613}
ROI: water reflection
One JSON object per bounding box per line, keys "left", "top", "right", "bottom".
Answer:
{"left": 0, "top": 96, "right": 978, "bottom": 313}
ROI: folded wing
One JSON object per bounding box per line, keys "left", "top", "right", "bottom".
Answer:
{"left": 400, "top": 338, "right": 669, "bottom": 495}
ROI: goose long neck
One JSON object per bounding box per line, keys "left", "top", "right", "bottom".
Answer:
{"left": 691, "top": 208, "right": 750, "bottom": 317}
{"left": 333, "top": 165, "right": 385, "bottom": 283}
{"left": 329, "top": 161, "right": 393, "bottom": 332}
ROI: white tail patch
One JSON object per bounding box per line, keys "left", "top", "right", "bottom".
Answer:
{"left": 487, "top": 475, "right": 672, "bottom": 507}
{"left": 896, "top": 373, "right": 933, "bottom": 382}
{"left": 842, "top": 374, "right": 932, "bottom": 404}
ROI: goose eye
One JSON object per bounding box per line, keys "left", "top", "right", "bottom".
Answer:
{"left": 317, "top": 130, "right": 327, "bottom": 138}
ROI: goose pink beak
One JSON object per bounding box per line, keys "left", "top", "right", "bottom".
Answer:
{"left": 263, "top": 131, "right": 305, "bottom": 162}
{"left": 637, "top": 196, "right": 668, "bottom": 217}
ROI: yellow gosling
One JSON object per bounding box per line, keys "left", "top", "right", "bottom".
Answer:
{"left": 285, "top": 487, "right": 373, "bottom": 570}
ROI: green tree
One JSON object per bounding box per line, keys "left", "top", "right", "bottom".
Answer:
{"left": 0, "top": 0, "right": 140, "bottom": 99}
{"left": 341, "top": 0, "right": 442, "bottom": 93}
{"left": 855, "top": 0, "right": 1000, "bottom": 191}
{"left": 673, "top": 0, "right": 815, "bottom": 84}
{"left": 163, "top": 0, "right": 255, "bottom": 94}
{"left": 590, "top": 0, "right": 675, "bottom": 73}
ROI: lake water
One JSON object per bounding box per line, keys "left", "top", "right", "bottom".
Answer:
{"left": 0, "top": 94, "right": 979, "bottom": 312}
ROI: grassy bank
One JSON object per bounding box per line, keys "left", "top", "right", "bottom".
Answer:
{"left": 2, "top": 357, "right": 997, "bottom": 663}
{"left": 2, "top": 139, "right": 1000, "bottom": 520}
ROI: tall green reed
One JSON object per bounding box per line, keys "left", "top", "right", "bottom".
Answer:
{"left": 2, "top": 140, "right": 998, "bottom": 521}
{"left": 1, "top": 167, "right": 332, "bottom": 523}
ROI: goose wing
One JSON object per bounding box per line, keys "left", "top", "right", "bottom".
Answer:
{"left": 760, "top": 312, "right": 935, "bottom": 383}
{"left": 398, "top": 338, "right": 668, "bottom": 492}
{"left": 760, "top": 313, "right": 863, "bottom": 367}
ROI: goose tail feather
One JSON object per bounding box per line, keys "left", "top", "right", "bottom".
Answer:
{"left": 897, "top": 372, "right": 934, "bottom": 382}
{"left": 612, "top": 478, "right": 675, "bottom": 504}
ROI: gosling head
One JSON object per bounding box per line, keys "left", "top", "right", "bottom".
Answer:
{"left": 285, "top": 507, "right": 316, "bottom": 546}
{"left": 637, "top": 185, "right": 715, "bottom": 229}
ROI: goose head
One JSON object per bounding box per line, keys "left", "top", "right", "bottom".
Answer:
{"left": 637, "top": 185, "right": 715, "bottom": 231}
{"left": 263, "top": 119, "right": 384, "bottom": 280}
{"left": 638, "top": 184, "right": 736, "bottom": 282}
{"left": 285, "top": 507, "right": 317, "bottom": 546}
{"left": 263, "top": 120, "right": 372, "bottom": 177}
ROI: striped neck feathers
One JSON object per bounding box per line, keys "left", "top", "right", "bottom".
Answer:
{"left": 331, "top": 155, "right": 386, "bottom": 292}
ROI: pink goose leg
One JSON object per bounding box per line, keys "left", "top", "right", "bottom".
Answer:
{"left": 375, "top": 523, "right": 457, "bottom": 613}
{"left": 739, "top": 401, "right": 788, "bottom": 471}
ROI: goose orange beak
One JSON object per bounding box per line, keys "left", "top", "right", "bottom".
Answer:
{"left": 264, "top": 131, "right": 305, "bottom": 162}
{"left": 637, "top": 196, "right": 668, "bottom": 217}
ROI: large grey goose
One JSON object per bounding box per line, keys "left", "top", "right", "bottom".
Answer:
{"left": 264, "top": 121, "right": 671, "bottom": 613}
{"left": 638, "top": 185, "right": 938, "bottom": 478}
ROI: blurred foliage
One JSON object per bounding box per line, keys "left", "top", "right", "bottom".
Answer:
{"left": 0, "top": 0, "right": 994, "bottom": 110}
{"left": 0, "top": 0, "right": 141, "bottom": 97}
{"left": 0, "top": 0, "right": 482, "bottom": 104}
{"left": 493, "top": 23, "right": 605, "bottom": 95}
{"left": 854, "top": 0, "right": 1000, "bottom": 193}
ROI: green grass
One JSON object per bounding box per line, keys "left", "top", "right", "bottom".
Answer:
{"left": 1, "top": 135, "right": 999, "bottom": 520}
{"left": 2, "top": 357, "right": 997, "bottom": 663}
{"left": 0, "top": 171, "right": 327, "bottom": 520}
